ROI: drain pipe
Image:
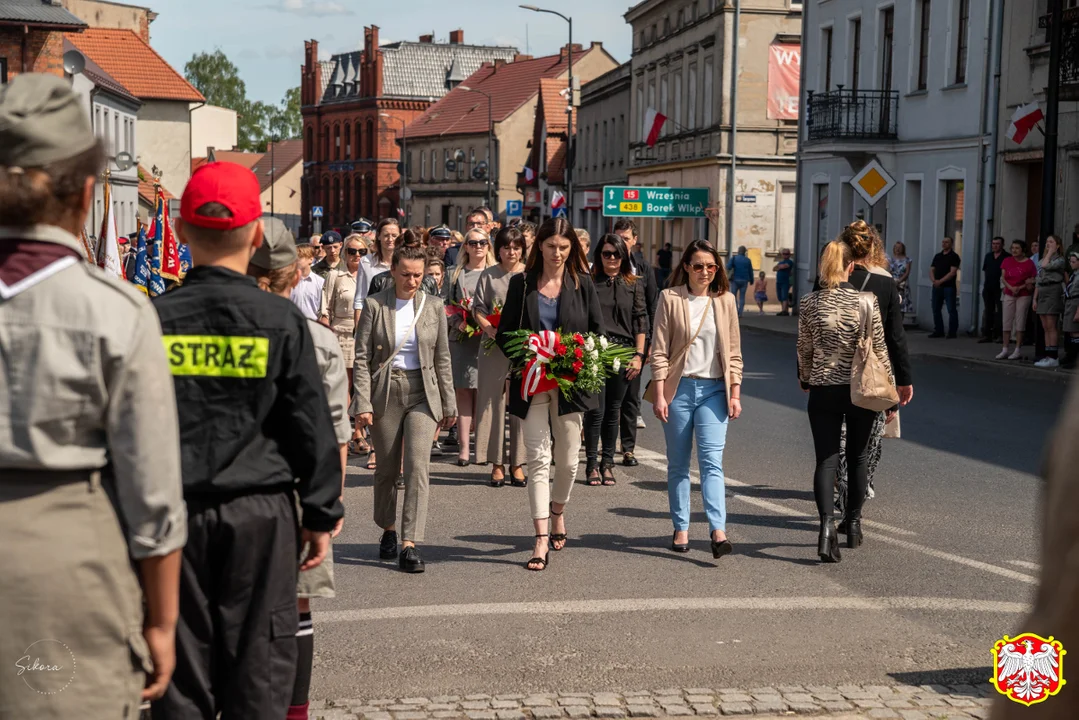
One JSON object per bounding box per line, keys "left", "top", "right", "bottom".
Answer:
{"left": 725, "top": 0, "right": 740, "bottom": 259}
{"left": 971, "top": 0, "right": 1005, "bottom": 334}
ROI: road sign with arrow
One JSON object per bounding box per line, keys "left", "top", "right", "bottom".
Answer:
{"left": 602, "top": 186, "right": 709, "bottom": 218}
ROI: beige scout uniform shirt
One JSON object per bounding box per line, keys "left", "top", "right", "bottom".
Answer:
{"left": 307, "top": 319, "right": 352, "bottom": 446}
{"left": 0, "top": 225, "right": 186, "bottom": 560}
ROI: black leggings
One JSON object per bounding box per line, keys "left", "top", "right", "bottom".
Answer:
{"left": 584, "top": 368, "right": 631, "bottom": 467}
{"left": 807, "top": 385, "right": 878, "bottom": 520}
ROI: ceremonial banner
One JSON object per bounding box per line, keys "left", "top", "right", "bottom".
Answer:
{"left": 767, "top": 43, "right": 801, "bottom": 120}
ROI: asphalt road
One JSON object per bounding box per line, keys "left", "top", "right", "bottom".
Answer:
{"left": 311, "top": 329, "right": 1063, "bottom": 701}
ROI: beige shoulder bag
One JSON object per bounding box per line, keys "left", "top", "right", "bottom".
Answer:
{"left": 644, "top": 294, "right": 712, "bottom": 404}
{"left": 850, "top": 292, "right": 899, "bottom": 412}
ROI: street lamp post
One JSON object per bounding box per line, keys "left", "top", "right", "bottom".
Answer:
{"left": 268, "top": 136, "right": 277, "bottom": 219}
{"left": 380, "top": 112, "right": 409, "bottom": 224}
{"left": 520, "top": 4, "right": 573, "bottom": 221}
{"left": 458, "top": 85, "right": 494, "bottom": 211}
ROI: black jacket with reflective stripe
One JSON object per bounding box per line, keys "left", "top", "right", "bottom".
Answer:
{"left": 152, "top": 266, "right": 343, "bottom": 532}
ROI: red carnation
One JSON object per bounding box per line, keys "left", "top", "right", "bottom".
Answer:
{"left": 573, "top": 333, "right": 585, "bottom": 345}
{"left": 556, "top": 343, "right": 568, "bottom": 355}
{"left": 572, "top": 360, "right": 584, "bottom": 373}
{"left": 574, "top": 347, "right": 583, "bottom": 359}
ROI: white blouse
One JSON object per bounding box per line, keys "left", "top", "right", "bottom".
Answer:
{"left": 683, "top": 294, "right": 721, "bottom": 378}
{"left": 353, "top": 254, "right": 391, "bottom": 311}
{"left": 392, "top": 298, "right": 421, "bottom": 370}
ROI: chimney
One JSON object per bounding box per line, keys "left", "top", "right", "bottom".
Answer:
{"left": 513, "top": 53, "right": 533, "bottom": 62}
{"left": 449, "top": 29, "right": 464, "bottom": 44}
{"left": 493, "top": 59, "right": 507, "bottom": 70}
{"left": 559, "top": 43, "right": 584, "bottom": 60}
{"left": 419, "top": 33, "right": 434, "bottom": 43}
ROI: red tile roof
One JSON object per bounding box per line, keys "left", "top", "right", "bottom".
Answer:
{"left": 192, "top": 151, "right": 263, "bottom": 173}
{"left": 66, "top": 28, "right": 205, "bottom": 103}
{"left": 404, "top": 49, "right": 583, "bottom": 140}
{"left": 138, "top": 165, "right": 175, "bottom": 207}
{"left": 534, "top": 79, "right": 576, "bottom": 185}
{"left": 249, "top": 140, "right": 304, "bottom": 192}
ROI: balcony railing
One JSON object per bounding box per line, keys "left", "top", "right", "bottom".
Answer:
{"left": 806, "top": 87, "right": 899, "bottom": 141}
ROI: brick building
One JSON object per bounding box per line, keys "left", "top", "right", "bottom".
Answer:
{"left": 1, "top": 0, "right": 87, "bottom": 83}
{"left": 300, "top": 27, "right": 517, "bottom": 236}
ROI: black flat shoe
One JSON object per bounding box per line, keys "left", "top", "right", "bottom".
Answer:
{"left": 817, "top": 517, "right": 841, "bottom": 563}
{"left": 711, "top": 537, "right": 733, "bottom": 559}
{"left": 622, "top": 452, "right": 639, "bottom": 467}
{"left": 845, "top": 518, "right": 864, "bottom": 549}
{"left": 399, "top": 546, "right": 425, "bottom": 573}
{"left": 379, "top": 530, "right": 399, "bottom": 560}
{"left": 670, "top": 531, "right": 689, "bottom": 553}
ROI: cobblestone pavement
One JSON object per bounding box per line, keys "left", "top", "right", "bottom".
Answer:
{"left": 311, "top": 683, "right": 997, "bottom": 720}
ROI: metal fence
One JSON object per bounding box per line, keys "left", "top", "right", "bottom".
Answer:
{"left": 806, "top": 88, "right": 899, "bottom": 141}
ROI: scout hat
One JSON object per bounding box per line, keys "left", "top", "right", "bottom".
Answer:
{"left": 181, "top": 162, "right": 262, "bottom": 231}
{"left": 250, "top": 216, "right": 298, "bottom": 271}
{"left": 321, "top": 230, "right": 343, "bottom": 246}
{"left": 0, "top": 73, "right": 96, "bottom": 168}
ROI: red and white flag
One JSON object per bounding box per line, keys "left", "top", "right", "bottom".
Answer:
{"left": 551, "top": 190, "right": 566, "bottom": 214}
{"left": 1006, "top": 102, "right": 1044, "bottom": 144}
{"left": 523, "top": 166, "right": 535, "bottom": 183}
{"left": 643, "top": 107, "right": 667, "bottom": 147}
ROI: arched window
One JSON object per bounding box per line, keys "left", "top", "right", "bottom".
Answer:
{"left": 323, "top": 126, "right": 330, "bottom": 161}
{"left": 343, "top": 178, "right": 351, "bottom": 220}
{"left": 355, "top": 175, "right": 363, "bottom": 217}
{"left": 355, "top": 123, "right": 362, "bottom": 159}
{"left": 366, "top": 119, "right": 375, "bottom": 158}
{"left": 332, "top": 177, "right": 341, "bottom": 224}
{"left": 334, "top": 125, "right": 341, "bottom": 161}
{"left": 344, "top": 122, "right": 351, "bottom": 160}
{"left": 305, "top": 126, "right": 313, "bottom": 159}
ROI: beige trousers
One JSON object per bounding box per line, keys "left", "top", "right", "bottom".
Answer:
{"left": 523, "top": 389, "right": 583, "bottom": 520}
{"left": 475, "top": 380, "right": 526, "bottom": 467}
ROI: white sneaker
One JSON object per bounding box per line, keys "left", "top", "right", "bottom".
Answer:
{"left": 995, "top": 348, "right": 1010, "bottom": 360}
{"left": 1008, "top": 348, "right": 1022, "bottom": 360}
{"left": 1035, "top": 357, "right": 1059, "bottom": 369}
{"left": 637, "top": 415, "right": 646, "bottom": 429}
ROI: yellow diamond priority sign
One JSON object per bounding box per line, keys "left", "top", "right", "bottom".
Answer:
{"left": 850, "top": 160, "right": 896, "bottom": 207}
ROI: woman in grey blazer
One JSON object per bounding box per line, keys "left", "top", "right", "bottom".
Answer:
{"left": 353, "top": 244, "right": 457, "bottom": 573}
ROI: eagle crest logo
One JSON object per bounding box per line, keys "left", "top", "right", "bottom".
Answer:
{"left": 991, "top": 633, "right": 1066, "bottom": 706}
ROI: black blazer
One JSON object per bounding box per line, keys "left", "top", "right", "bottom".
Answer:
{"left": 496, "top": 270, "right": 606, "bottom": 419}
{"left": 848, "top": 266, "right": 913, "bottom": 387}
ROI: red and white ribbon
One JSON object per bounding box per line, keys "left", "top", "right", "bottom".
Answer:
{"left": 521, "top": 330, "right": 559, "bottom": 400}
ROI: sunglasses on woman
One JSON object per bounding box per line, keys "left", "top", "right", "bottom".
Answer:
{"left": 691, "top": 262, "right": 718, "bottom": 273}
{"left": 601, "top": 250, "right": 622, "bottom": 260}
{"left": 346, "top": 247, "right": 368, "bottom": 256}
{"left": 466, "top": 240, "right": 489, "bottom": 247}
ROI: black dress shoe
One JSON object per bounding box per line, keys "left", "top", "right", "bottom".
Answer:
{"left": 817, "top": 517, "right": 841, "bottom": 563}
{"left": 711, "top": 537, "right": 733, "bottom": 559}
{"left": 670, "top": 531, "right": 690, "bottom": 553}
{"left": 379, "top": 530, "right": 398, "bottom": 560}
{"left": 622, "top": 452, "right": 639, "bottom": 467}
{"left": 399, "top": 546, "right": 425, "bottom": 573}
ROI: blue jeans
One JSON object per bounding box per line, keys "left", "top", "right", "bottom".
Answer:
{"left": 732, "top": 280, "right": 749, "bottom": 316}
{"left": 662, "top": 378, "right": 729, "bottom": 533}
{"left": 932, "top": 286, "right": 958, "bottom": 336}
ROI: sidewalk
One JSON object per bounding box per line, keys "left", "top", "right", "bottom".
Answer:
{"left": 739, "top": 307, "right": 1073, "bottom": 385}
{"left": 311, "top": 682, "right": 996, "bottom": 720}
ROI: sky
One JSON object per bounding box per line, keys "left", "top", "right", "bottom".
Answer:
{"left": 148, "top": 0, "right": 634, "bottom": 107}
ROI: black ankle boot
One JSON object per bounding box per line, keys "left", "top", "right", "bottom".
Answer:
{"left": 818, "top": 517, "right": 841, "bottom": 563}
{"left": 845, "top": 516, "right": 863, "bottom": 549}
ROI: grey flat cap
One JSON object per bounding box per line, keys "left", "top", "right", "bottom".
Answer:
{"left": 0, "top": 73, "right": 96, "bottom": 168}
{"left": 250, "top": 216, "right": 298, "bottom": 270}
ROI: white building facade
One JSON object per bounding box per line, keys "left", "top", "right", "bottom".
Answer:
{"left": 796, "top": 0, "right": 992, "bottom": 331}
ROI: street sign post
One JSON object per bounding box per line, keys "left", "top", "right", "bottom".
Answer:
{"left": 602, "top": 186, "right": 709, "bottom": 218}
{"left": 311, "top": 206, "right": 323, "bottom": 236}
{"left": 849, "top": 160, "right": 895, "bottom": 206}
{"left": 505, "top": 199, "right": 523, "bottom": 218}
{"left": 311, "top": 206, "right": 324, "bottom": 218}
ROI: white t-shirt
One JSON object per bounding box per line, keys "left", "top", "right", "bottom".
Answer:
{"left": 392, "top": 297, "right": 421, "bottom": 370}
{"left": 683, "top": 294, "right": 720, "bottom": 378}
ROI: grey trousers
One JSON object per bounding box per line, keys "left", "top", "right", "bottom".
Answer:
{"left": 371, "top": 369, "right": 438, "bottom": 542}
{"left": 475, "top": 378, "right": 526, "bottom": 467}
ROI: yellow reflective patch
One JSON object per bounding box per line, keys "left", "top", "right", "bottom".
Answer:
{"left": 162, "top": 335, "right": 270, "bottom": 378}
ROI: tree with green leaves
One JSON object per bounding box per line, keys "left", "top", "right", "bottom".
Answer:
{"left": 184, "top": 50, "right": 302, "bottom": 153}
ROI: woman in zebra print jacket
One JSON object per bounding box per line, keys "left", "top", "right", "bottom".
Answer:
{"left": 797, "top": 240, "right": 893, "bottom": 564}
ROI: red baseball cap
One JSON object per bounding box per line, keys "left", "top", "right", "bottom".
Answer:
{"left": 180, "top": 162, "right": 262, "bottom": 230}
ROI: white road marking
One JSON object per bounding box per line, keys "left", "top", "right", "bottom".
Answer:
{"left": 630, "top": 448, "right": 1037, "bottom": 585}
{"left": 1007, "top": 560, "right": 1040, "bottom": 571}
{"left": 315, "top": 596, "right": 1027, "bottom": 624}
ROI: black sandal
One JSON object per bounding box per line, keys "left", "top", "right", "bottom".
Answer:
{"left": 366, "top": 452, "right": 377, "bottom": 471}
{"left": 509, "top": 466, "right": 527, "bottom": 487}
{"left": 601, "top": 463, "right": 617, "bottom": 486}
{"left": 549, "top": 505, "right": 567, "bottom": 551}
{"left": 526, "top": 534, "right": 549, "bottom": 571}
{"left": 585, "top": 461, "right": 601, "bottom": 486}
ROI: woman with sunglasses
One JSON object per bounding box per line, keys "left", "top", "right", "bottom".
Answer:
{"left": 496, "top": 218, "right": 605, "bottom": 571}
{"left": 321, "top": 234, "right": 369, "bottom": 456}
{"left": 651, "top": 240, "right": 743, "bottom": 559}
{"left": 474, "top": 226, "right": 528, "bottom": 487}
{"left": 447, "top": 228, "right": 496, "bottom": 466}
{"left": 583, "top": 234, "right": 648, "bottom": 486}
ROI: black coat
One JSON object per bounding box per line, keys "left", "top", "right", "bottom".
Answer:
{"left": 368, "top": 269, "right": 440, "bottom": 297}
{"left": 848, "top": 266, "right": 913, "bottom": 387}
{"left": 496, "top": 270, "right": 606, "bottom": 419}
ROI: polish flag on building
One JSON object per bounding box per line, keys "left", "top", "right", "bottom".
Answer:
{"left": 523, "top": 166, "right": 535, "bottom": 183}
{"left": 551, "top": 190, "right": 566, "bottom": 216}
{"left": 1006, "top": 102, "right": 1044, "bottom": 144}
{"left": 643, "top": 107, "right": 667, "bottom": 147}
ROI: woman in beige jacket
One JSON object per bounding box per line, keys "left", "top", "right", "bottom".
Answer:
{"left": 651, "top": 240, "right": 743, "bottom": 560}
